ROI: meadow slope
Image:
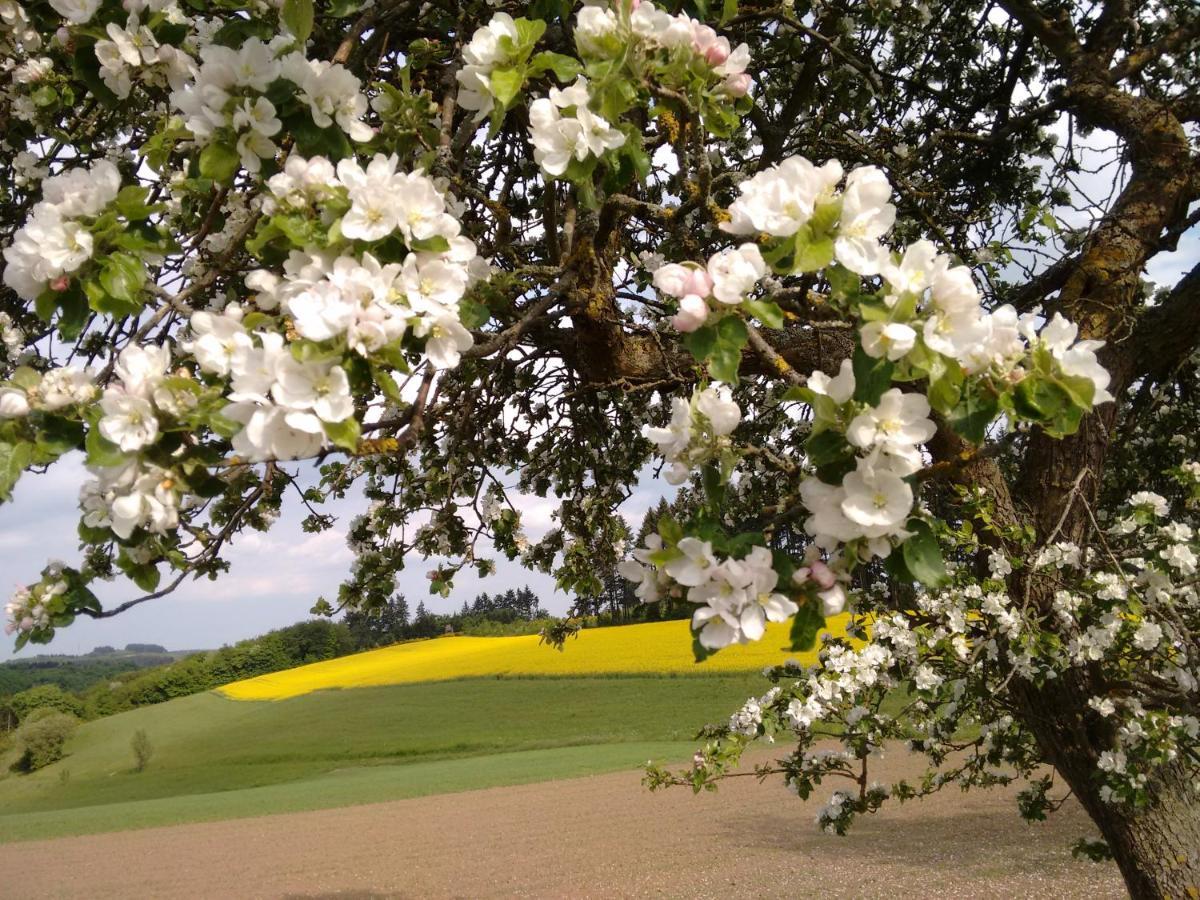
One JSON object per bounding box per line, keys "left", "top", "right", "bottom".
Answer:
{"left": 0, "top": 617, "right": 855, "bottom": 842}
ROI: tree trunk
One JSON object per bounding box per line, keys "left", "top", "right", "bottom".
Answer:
{"left": 1017, "top": 675, "right": 1200, "bottom": 898}
{"left": 1094, "top": 764, "right": 1200, "bottom": 900}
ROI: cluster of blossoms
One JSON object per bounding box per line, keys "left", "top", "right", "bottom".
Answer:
{"left": 254, "top": 154, "right": 483, "bottom": 358}
{"left": 653, "top": 477, "right": 1200, "bottom": 829}
{"left": 80, "top": 457, "right": 181, "bottom": 540}
{"left": 186, "top": 305, "right": 356, "bottom": 462}
{"left": 640, "top": 385, "right": 740, "bottom": 484}
{"left": 719, "top": 155, "right": 1112, "bottom": 397}
{"left": 798, "top": 383, "right": 936, "bottom": 558}
{"left": 3, "top": 574, "right": 63, "bottom": 636}
{"left": 0, "top": 311, "right": 24, "bottom": 359}
{"left": 179, "top": 152, "right": 484, "bottom": 461}
{"left": 512, "top": 0, "right": 752, "bottom": 180}
{"left": 0, "top": 365, "right": 95, "bottom": 419}
{"left": 620, "top": 538, "right": 798, "bottom": 648}
{"left": 528, "top": 77, "right": 626, "bottom": 178}
{"left": 455, "top": 12, "right": 523, "bottom": 121}
{"left": 85, "top": 344, "right": 186, "bottom": 537}
{"left": 651, "top": 244, "right": 766, "bottom": 332}
{"left": 95, "top": 13, "right": 196, "bottom": 99}
{"left": 171, "top": 38, "right": 372, "bottom": 173}
{"left": 1, "top": 159, "right": 122, "bottom": 300}
{"left": 573, "top": 0, "right": 751, "bottom": 97}
{"left": 0, "top": 0, "right": 41, "bottom": 52}
{"left": 631, "top": 154, "right": 1116, "bottom": 652}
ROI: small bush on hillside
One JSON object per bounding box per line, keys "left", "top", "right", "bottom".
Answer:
{"left": 9, "top": 684, "right": 84, "bottom": 722}
{"left": 131, "top": 729, "right": 153, "bottom": 772}
{"left": 11, "top": 711, "right": 78, "bottom": 773}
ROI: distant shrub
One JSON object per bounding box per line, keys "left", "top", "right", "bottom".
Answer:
{"left": 131, "top": 729, "right": 153, "bottom": 772}
{"left": 11, "top": 711, "right": 78, "bottom": 772}
{"left": 9, "top": 684, "right": 84, "bottom": 722}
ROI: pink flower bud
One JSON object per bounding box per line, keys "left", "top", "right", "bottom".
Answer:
{"left": 654, "top": 264, "right": 714, "bottom": 300}
{"left": 809, "top": 559, "right": 836, "bottom": 590}
{"left": 670, "top": 294, "right": 709, "bottom": 333}
{"left": 724, "top": 73, "right": 751, "bottom": 97}
{"left": 705, "top": 37, "right": 731, "bottom": 66}
{"left": 692, "top": 24, "right": 717, "bottom": 54}
{"left": 50, "top": 275, "right": 71, "bottom": 292}
{"left": 681, "top": 267, "right": 713, "bottom": 298}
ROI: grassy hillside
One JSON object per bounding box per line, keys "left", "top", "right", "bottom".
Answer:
{"left": 0, "top": 674, "right": 771, "bottom": 841}
{"left": 221, "top": 616, "right": 851, "bottom": 700}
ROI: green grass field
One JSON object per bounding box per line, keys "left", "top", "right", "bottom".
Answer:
{"left": 0, "top": 674, "right": 770, "bottom": 842}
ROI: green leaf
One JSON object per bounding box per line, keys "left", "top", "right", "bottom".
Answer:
{"left": 373, "top": 367, "right": 404, "bottom": 404}
{"left": 32, "top": 84, "right": 58, "bottom": 108}
{"left": 97, "top": 252, "right": 146, "bottom": 306}
{"left": 131, "top": 563, "right": 161, "bottom": 593}
{"left": 852, "top": 344, "right": 894, "bottom": 405}
{"left": 720, "top": 0, "right": 738, "bottom": 24}
{"left": 742, "top": 299, "right": 784, "bottom": 329}
{"left": 901, "top": 519, "right": 948, "bottom": 588}
{"left": 927, "top": 357, "right": 963, "bottom": 415}
{"left": 682, "top": 324, "right": 717, "bottom": 362}
{"left": 34, "top": 417, "right": 85, "bottom": 462}
{"left": 949, "top": 384, "right": 1000, "bottom": 444}
{"left": 795, "top": 234, "right": 835, "bottom": 273}
{"left": 708, "top": 342, "right": 741, "bottom": 384}
{"left": 9, "top": 367, "right": 41, "bottom": 391}
{"left": 0, "top": 441, "right": 33, "bottom": 501}
{"left": 281, "top": 0, "right": 314, "bottom": 45}
{"left": 489, "top": 67, "right": 525, "bottom": 109}
{"left": 323, "top": 416, "right": 361, "bottom": 453}
{"left": 530, "top": 51, "right": 582, "bottom": 82}
{"left": 716, "top": 315, "right": 749, "bottom": 348}
{"left": 512, "top": 17, "right": 547, "bottom": 52}
{"left": 459, "top": 296, "right": 490, "bottom": 329}
{"left": 198, "top": 142, "right": 240, "bottom": 183}
{"left": 825, "top": 264, "right": 860, "bottom": 299}
{"left": 85, "top": 426, "right": 127, "bottom": 467}
{"left": 805, "top": 429, "right": 848, "bottom": 468}
{"left": 408, "top": 235, "right": 450, "bottom": 253}
{"left": 657, "top": 516, "right": 683, "bottom": 545}
{"left": 789, "top": 601, "right": 825, "bottom": 652}
{"left": 113, "top": 185, "right": 154, "bottom": 220}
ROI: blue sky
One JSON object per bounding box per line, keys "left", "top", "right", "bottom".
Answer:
{"left": 0, "top": 452, "right": 672, "bottom": 660}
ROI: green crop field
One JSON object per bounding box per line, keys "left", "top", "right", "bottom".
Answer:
{"left": 0, "top": 674, "right": 772, "bottom": 843}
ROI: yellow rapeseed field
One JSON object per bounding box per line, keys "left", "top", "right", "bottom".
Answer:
{"left": 219, "top": 615, "right": 855, "bottom": 701}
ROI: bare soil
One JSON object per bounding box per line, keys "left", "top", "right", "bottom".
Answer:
{"left": 1, "top": 747, "right": 1123, "bottom": 899}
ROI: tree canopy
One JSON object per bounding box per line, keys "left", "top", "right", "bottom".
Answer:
{"left": 1, "top": 0, "right": 1199, "bottom": 894}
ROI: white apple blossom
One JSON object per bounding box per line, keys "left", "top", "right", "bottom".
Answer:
{"left": 860, "top": 321, "right": 916, "bottom": 361}
{"left": 808, "top": 359, "right": 857, "bottom": 405}
{"left": 722, "top": 156, "right": 843, "bottom": 237}
{"left": 48, "top": 0, "right": 99, "bottom": 23}
{"left": 455, "top": 12, "right": 520, "bottom": 120}
{"left": 98, "top": 393, "right": 159, "bottom": 452}
{"left": 642, "top": 386, "right": 741, "bottom": 484}
{"left": 835, "top": 166, "right": 895, "bottom": 275}
{"left": 840, "top": 459, "right": 913, "bottom": 534}
{"left": 707, "top": 244, "right": 767, "bottom": 305}
{"left": 0, "top": 386, "right": 31, "bottom": 418}
{"left": 664, "top": 537, "right": 718, "bottom": 587}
